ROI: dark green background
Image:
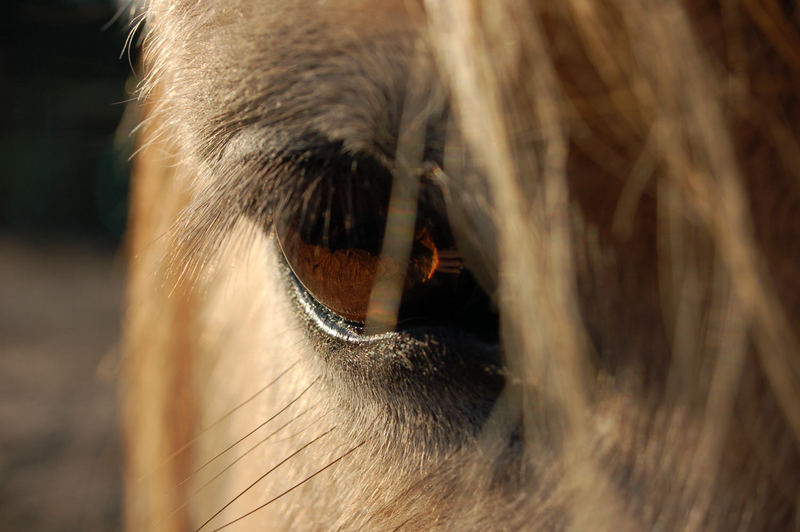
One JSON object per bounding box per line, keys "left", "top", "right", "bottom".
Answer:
{"left": 1, "top": 0, "right": 135, "bottom": 241}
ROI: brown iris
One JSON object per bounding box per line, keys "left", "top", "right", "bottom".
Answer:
{"left": 277, "top": 222, "right": 442, "bottom": 322}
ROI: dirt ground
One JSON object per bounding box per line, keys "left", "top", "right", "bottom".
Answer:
{"left": 0, "top": 235, "right": 124, "bottom": 531}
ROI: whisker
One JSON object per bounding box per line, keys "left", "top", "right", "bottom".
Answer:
{"left": 263, "top": 409, "right": 335, "bottom": 446}
{"left": 135, "top": 361, "right": 301, "bottom": 483}
{"left": 209, "top": 441, "right": 366, "bottom": 532}
{"left": 182, "top": 377, "right": 320, "bottom": 485}
{"left": 121, "top": 10, "right": 146, "bottom": 67}
{"left": 194, "top": 427, "right": 338, "bottom": 532}
{"left": 164, "top": 409, "right": 311, "bottom": 522}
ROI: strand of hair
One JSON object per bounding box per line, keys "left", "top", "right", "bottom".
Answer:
{"left": 209, "top": 440, "right": 366, "bottom": 532}
{"left": 195, "top": 426, "right": 338, "bottom": 532}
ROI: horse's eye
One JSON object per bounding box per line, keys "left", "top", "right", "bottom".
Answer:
{"left": 273, "top": 144, "right": 497, "bottom": 339}
{"left": 274, "top": 149, "right": 454, "bottom": 324}
{"left": 276, "top": 217, "right": 443, "bottom": 323}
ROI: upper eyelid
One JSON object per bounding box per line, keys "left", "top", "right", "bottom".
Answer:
{"left": 230, "top": 132, "right": 394, "bottom": 230}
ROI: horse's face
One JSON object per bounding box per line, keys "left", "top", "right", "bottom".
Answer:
{"left": 124, "top": 1, "right": 800, "bottom": 530}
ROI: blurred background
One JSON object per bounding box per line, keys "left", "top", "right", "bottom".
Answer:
{"left": 0, "top": 0, "right": 137, "bottom": 529}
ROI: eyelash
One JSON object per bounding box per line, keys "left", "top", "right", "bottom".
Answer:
{"left": 274, "top": 145, "right": 438, "bottom": 323}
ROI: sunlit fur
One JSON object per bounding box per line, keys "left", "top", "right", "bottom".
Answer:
{"left": 124, "top": 1, "right": 800, "bottom": 530}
